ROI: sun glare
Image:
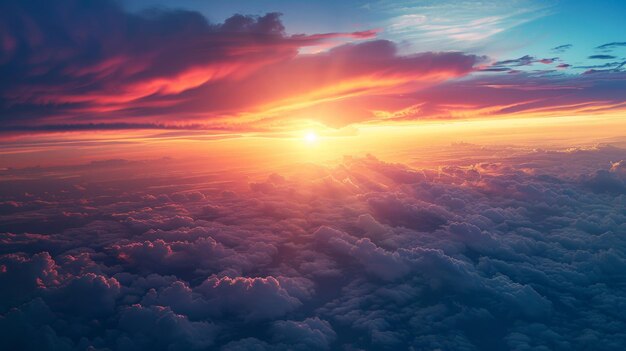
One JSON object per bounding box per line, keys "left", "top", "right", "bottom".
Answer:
{"left": 304, "top": 132, "right": 318, "bottom": 143}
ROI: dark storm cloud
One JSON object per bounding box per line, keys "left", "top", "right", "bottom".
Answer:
{"left": 1, "top": 144, "right": 626, "bottom": 349}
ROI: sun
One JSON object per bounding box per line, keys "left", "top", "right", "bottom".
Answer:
{"left": 304, "top": 132, "right": 318, "bottom": 143}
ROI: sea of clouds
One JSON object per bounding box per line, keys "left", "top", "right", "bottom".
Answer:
{"left": 1, "top": 144, "right": 625, "bottom": 350}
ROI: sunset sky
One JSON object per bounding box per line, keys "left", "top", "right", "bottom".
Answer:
{"left": 1, "top": 1, "right": 626, "bottom": 350}
{"left": 1, "top": 0, "right": 626, "bottom": 167}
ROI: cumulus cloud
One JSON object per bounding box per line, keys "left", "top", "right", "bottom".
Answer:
{"left": 581, "top": 159, "right": 626, "bottom": 194}
{"left": 195, "top": 276, "right": 303, "bottom": 321}
{"left": 272, "top": 317, "right": 337, "bottom": 350}
{"left": 1, "top": 143, "right": 626, "bottom": 349}
{"left": 118, "top": 304, "right": 218, "bottom": 350}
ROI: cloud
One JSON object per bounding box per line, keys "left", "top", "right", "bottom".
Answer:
{"left": 118, "top": 304, "right": 218, "bottom": 350}
{"left": 493, "top": 55, "right": 537, "bottom": 66}
{"left": 0, "top": 0, "right": 480, "bottom": 133}
{"left": 367, "top": 195, "right": 450, "bottom": 231}
{"left": 595, "top": 41, "right": 626, "bottom": 52}
{"left": 376, "top": 70, "right": 626, "bottom": 120}
{"left": 1, "top": 3, "right": 290, "bottom": 107}
{"left": 589, "top": 55, "right": 618, "bottom": 60}
{"left": 487, "top": 55, "right": 559, "bottom": 69}
{"left": 194, "top": 276, "right": 303, "bottom": 321}
{"left": 382, "top": 1, "right": 549, "bottom": 48}
{"left": 551, "top": 44, "right": 572, "bottom": 53}
{"left": 0, "top": 298, "right": 73, "bottom": 350}
{"left": 272, "top": 317, "right": 337, "bottom": 350}
{"left": 581, "top": 160, "right": 626, "bottom": 194}
{"left": 5, "top": 144, "right": 625, "bottom": 348}
{"left": 1, "top": 0, "right": 625, "bottom": 139}
{"left": 0, "top": 252, "right": 60, "bottom": 310}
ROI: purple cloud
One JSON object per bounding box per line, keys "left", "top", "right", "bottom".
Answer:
{"left": 3, "top": 143, "right": 626, "bottom": 349}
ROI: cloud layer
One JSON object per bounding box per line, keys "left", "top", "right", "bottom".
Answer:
{"left": 0, "top": 0, "right": 479, "bottom": 132}
{"left": 1, "top": 144, "right": 626, "bottom": 349}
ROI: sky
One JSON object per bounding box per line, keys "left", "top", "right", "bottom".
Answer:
{"left": 1, "top": 1, "right": 626, "bottom": 350}
{"left": 1, "top": 0, "right": 626, "bottom": 168}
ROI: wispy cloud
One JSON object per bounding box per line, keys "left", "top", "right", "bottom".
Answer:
{"left": 589, "top": 55, "right": 617, "bottom": 60}
{"left": 551, "top": 44, "right": 572, "bottom": 53}
{"left": 380, "top": 0, "right": 552, "bottom": 49}
{"left": 595, "top": 41, "right": 626, "bottom": 52}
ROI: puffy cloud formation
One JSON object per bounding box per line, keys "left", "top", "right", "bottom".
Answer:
{"left": 1, "top": 143, "right": 626, "bottom": 349}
